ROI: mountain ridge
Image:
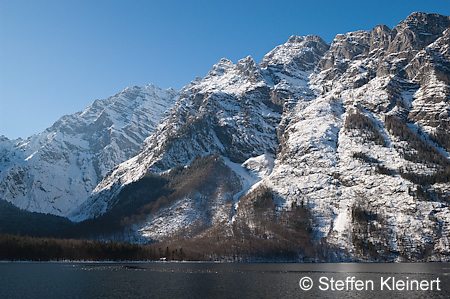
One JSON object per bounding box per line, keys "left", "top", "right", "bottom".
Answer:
{"left": 0, "top": 84, "right": 177, "bottom": 216}
{"left": 2, "top": 12, "right": 450, "bottom": 261}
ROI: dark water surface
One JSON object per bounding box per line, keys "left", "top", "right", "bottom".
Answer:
{"left": 1, "top": 262, "right": 449, "bottom": 298}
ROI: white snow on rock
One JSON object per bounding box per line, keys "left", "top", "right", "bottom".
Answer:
{"left": 0, "top": 84, "right": 177, "bottom": 217}
{"left": 3, "top": 12, "right": 450, "bottom": 261}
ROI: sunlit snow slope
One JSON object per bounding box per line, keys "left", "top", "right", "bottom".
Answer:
{"left": 0, "top": 84, "right": 177, "bottom": 216}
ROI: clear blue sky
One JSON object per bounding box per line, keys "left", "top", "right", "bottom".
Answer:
{"left": 1, "top": 0, "right": 449, "bottom": 139}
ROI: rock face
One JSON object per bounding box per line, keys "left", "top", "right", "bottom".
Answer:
{"left": 2, "top": 12, "right": 450, "bottom": 261}
{"left": 267, "top": 12, "right": 450, "bottom": 261}
{"left": 0, "top": 84, "right": 177, "bottom": 216}
{"left": 71, "top": 35, "right": 329, "bottom": 221}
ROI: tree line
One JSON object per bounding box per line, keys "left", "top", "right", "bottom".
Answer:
{"left": 385, "top": 115, "right": 450, "bottom": 185}
{"left": 345, "top": 112, "right": 387, "bottom": 146}
{"left": 0, "top": 234, "right": 186, "bottom": 261}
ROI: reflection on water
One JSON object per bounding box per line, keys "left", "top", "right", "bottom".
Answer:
{"left": 0, "top": 262, "right": 449, "bottom": 298}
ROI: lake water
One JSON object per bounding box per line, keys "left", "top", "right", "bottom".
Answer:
{"left": 1, "top": 262, "right": 449, "bottom": 298}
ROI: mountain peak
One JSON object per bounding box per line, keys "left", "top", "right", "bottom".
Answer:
{"left": 235, "top": 56, "right": 262, "bottom": 82}
{"left": 404, "top": 11, "right": 449, "bottom": 23}
{"left": 287, "top": 35, "right": 326, "bottom": 45}
{"left": 236, "top": 55, "right": 256, "bottom": 67}
{"left": 261, "top": 34, "right": 329, "bottom": 73}
{"left": 287, "top": 35, "right": 305, "bottom": 43}
{"left": 397, "top": 12, "right": 450, "bottom": 34}
{"left": 207, "top": 58, "right": 235, "bottom": 77}
{"left": 372, "top": 24, "right": 391, "bottom": 35}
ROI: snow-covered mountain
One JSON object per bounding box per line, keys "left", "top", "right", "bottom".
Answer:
{"left": 266, "top": 12, "right": 450, "bottom": 260}
{"left": 2, "top": 12, "right": 450, "bottom": 261}
{"left": 0, "top": 84, "right": 177, "bottom": 216}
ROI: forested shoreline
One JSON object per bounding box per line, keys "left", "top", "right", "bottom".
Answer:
{"left": 0, "top": 234, "right": 185, "bottom": 261}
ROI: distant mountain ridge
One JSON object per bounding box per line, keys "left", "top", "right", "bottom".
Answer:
{"left": 2, "top": 12, "right": 450, "bottom": 261}
{"left": 0, "top": 84, "right": 177, "bottom": 216}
